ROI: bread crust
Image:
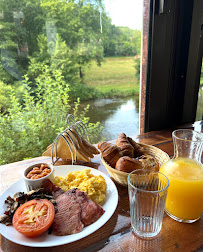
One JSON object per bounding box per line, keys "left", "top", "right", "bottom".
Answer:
{"left": 138, "top": 154, "right": 159, "bottom": 172}
{"left": 98, "top": 134, "right": 160, "bottom": 174}
{"left": 98, "top": 141, "right": 123, "bottom": 168}
{"left": 116, "top": 133, "right": 134, "bottom": 157}
{"left": 115, "top": 156, "right": 143, "bottom": 173}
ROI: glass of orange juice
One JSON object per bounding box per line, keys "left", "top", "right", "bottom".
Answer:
{"left": 159, "top": 129, "right": 203, "bottom": 223}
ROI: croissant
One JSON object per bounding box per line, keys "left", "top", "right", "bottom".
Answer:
{"left": 116, "top": 133, "right": 134, "bottom": 157}
{"left": 115, "top": 156, "right": 143, "bottom": 173}
{"left": 98, "top": 141, "right": 123, "bottom": 168}
{"left": 127, "top": 137, "right": 145, "bottom": 157}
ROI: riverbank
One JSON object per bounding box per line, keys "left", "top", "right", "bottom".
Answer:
{"left": 78, "top": 95, "right": 140, "bottom": 142}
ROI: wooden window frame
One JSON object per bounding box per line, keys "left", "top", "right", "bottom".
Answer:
{"left": 140, "top": 0, "right": 203, "bottom": 133}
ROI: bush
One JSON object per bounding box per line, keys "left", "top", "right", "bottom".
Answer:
{"left": 134, "top": 57, "right": 140, "bottom": 81}
{"left": 0, "top": 81, "right": 12, "bottom": 113}
{"left": 69, "top": 81, "right": 101, "bottom": 101}
{"left": 0, "top": 66, "right": 102, "bottom": 165}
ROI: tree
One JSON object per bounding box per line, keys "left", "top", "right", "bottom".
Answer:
{"left": 0, "top": 20, "right": 21, "bottom": 84}
{"left": 28, "top": 33, "right": 78, "bottom": 85}
{"left": 40, "top": 0, "right": 105, "bottom": 81}
{"left": 0, "top": 0, "right": 45, "bottom": 84}
{"left": 132, "top": 29, "right": 141, "bottom": 55}
{"left": 0, "top": 81, "right": 12, "bottom": 112}
{"left": 102, "top": 21, "right": 121, "bottom": 56}
{"left": 0, "top": 0, "right": 141, "bottom": 97}
{"left": 134, "top": 57, "right": 140, "bottom": 81}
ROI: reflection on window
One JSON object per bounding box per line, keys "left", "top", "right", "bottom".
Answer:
{"left": 196, "top": 60, "right": 203, "bottom": 121}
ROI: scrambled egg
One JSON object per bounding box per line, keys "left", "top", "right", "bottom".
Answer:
{"left": 53, "top": 169, "right": 106, "bottom": 205}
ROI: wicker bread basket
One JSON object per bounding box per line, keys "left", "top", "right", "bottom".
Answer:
{"left": 101, "top": 143, "right": 170, "bottom": 186}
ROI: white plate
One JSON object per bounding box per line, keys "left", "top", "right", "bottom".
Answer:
{"left": 0, "top": 165, "right": 118, "bottom": 247}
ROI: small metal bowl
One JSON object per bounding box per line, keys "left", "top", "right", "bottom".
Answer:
{"left": 24, "top": 163, "right": 54, "bottom": 191}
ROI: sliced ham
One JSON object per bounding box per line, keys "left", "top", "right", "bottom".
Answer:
{"left": 52, "top": 191, "right": 84, "bottom": 236}
{"left": 72, "top": 188, "right": 105, "bottom": 226}
{"left": 52, "top": 188, "right": 105, "bottom": 236}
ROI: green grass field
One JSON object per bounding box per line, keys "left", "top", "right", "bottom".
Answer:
{"left": 84, "top": 56, "right": 140, "bottom": 97}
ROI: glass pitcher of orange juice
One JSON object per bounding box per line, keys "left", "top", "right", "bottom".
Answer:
{"left": 159, "top": 129, "right": 203, "bottom": 223}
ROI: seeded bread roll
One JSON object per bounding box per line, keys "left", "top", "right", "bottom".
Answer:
{"left": 115, "top": 156, "right": 143, "bottom": 173}
{"left": 138, "top": 154, "right": 159, "bottom": 172}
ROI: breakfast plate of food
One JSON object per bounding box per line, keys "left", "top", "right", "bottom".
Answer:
{"left": 0, "top": 165, "right": 118, "bottom": 247}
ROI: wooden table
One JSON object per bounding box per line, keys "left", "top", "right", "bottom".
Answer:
{"left": 0, "top": 121, "right": 203, "bottom": 252}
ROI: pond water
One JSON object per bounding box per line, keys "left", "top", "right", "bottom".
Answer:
{"left": 80, "top": 95, "right": 140, "bottom": 141}
{"left": 79, "top": 88, "right": 203, "bottom": 143}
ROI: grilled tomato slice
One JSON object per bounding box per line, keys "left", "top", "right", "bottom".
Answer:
{"left": 12, "top": 199, "right": 55, "bottom": 237}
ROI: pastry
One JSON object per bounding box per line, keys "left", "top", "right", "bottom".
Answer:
{"left": 116, "top": 133, "right": 134, "bottom": 157}
{"left": 127, "top": 137, "right": 145, "bottom": 157}
{"left": 115, "top": 156, "right": 143, "bottom": 173}
{"left": 98, "top": 141, "right": 123, "bottom": 168}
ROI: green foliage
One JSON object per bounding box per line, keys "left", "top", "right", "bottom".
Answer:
{"left": 200, "top": 60, "right": 203, "bottom": 85}
{"left": 28, "top": 34, "right": 78, "bottom": 84}
{"left": 0, "top": 81, "right": 12, "bottom": 112}
{"left": 132, "top": 30, "right": 141, "bottom": 55}
{"left": 0, "top": 21, "right": 20, "bottom": 84}
{"left": 0, "top": 80, "right": 26, "bottom": 113}
{"left": 0, "top": 68, "right": 102, "bottom": 165}
{"left": 103, "top": 25, "right": 141, "bottom": 57}
{"left": 0, "top": 0, "right": 142, "bottom": 164}
{"left": 196, "top": 88, "right": 203, "bottom": 121}
{"left": 0, "top": 0, "right": 45, "bottom": 84}
{"left": 76, "top": 41, "right": 104, "bottom": 81}
{"left": 71, "top": 98, "right": 103, "bottom": 143}
{"left": 40, "top": 0, "right": 105, "bottom": 81}
{"left": 134, "top": 57, "right": 140, "bottom": 81}
{"left": 115, "top": 28, "right": 141, "bottom": 56}
{"left": 0, "top": 0, "right": 141, "bottom": 93}
{"left": 69, "top": 81, "right": 101, "bottom": 101}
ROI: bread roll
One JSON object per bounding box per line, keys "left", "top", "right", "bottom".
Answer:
{"left": 115, "top": 156, "right": 143, "bottom": 173}
{"left": 138, "top": 154, "right": 159, "bottom": 172}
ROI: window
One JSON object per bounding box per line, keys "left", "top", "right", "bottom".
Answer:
{"left": 196, "top": 61, "right": 203, "bottom": 121}
{"left": 0, "top": 0, "right": 143, "bottom": 164}
{"left": 1, "top": 0, "right": 202, "bottom": 165}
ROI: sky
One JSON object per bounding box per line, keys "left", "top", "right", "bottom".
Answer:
{"left": 103, "top": 0, "right": 143, "bottom": 30}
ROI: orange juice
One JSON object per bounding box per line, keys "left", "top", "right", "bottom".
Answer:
{"left": 159, "top": 157, "right": 203, "bottom": 221}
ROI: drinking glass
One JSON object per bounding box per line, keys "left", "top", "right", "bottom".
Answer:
{"left": 128, "top": 169, "right": 169, "bottom": 238}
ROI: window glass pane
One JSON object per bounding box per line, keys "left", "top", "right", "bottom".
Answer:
{"left": 82, "top": 0, "right": 143, "bottom": 141}
{"left": 0, "top": 0, "right": 143, "bottom": 164}
{"left": 196, "top": 59, "right": 203, "bottom": 121}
